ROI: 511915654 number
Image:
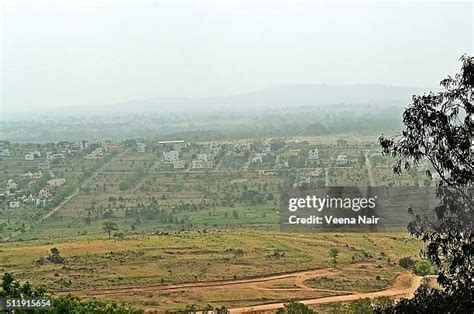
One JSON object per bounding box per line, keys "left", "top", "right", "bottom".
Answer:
{"left": 1, "top": 298, "right": 52, "bottom": 309}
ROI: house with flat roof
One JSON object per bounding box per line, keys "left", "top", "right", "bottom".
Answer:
{"left": 308, "top": 149, "right": 319, "bottom": 160}
{"left": 173, "top": 160, "right": 185, "bottom": 169}
{"left": 25, "top": 153, "right": 35, "bottom": 160}
{"left": 163, "top": 151, "right": 179, "bottom": 163}
{"left": 137, "top": 143, "right": 146, "bottom": 153}
{"left": 9, "top": 201, "right": 20, "bottom": 209}
{"left": 336, "top": 154, "right": 348, "bottom": 166}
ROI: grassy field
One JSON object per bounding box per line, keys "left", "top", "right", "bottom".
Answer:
{"left": 0, "top": 136, "right": 433, "bottom": 311}
{"left": 0, "top": 229, "right": 422, "bottom": 311}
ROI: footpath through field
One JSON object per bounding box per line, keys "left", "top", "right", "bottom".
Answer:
{"left": 68, "top": 266, "right": 422, "bottom": 313}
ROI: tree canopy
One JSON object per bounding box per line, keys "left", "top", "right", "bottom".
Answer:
{"left": 379, "top": 55, "right": 473, "bottom": 311}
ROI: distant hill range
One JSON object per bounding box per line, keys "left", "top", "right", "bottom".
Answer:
{"left": 4, "top": 84, "right": 437, "bottom": 119}
{"left": 95, "top": 84, "right": 434, "bottom": 114}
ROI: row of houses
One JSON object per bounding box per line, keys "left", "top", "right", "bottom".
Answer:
{"left": 162, "top": 151, "right": 216, "bottom": 169}
{"left": 8, "top": 197, "right": 47, "bottom": 209}
{"left": 3, "top": 174, "right": 65, "bottom": 209}
{"left": 22, "top": 139, "right": 122, "bottom": 162}
{"left": 24, "top": 151, "right": 41, "bottom": 160}
{"left": 85, "top": 147, "right": 104, "bottom": 159}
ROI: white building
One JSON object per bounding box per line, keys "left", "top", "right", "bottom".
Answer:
{"left": 22, "top": 194, "right": 36, "bottom": 204}
{"left": 311, "top": 168, "right": 323, "bottom": 177}
{"left": 47, "top": 178, "right": 66, "bottom": 188}
{"left": 25, "top": 153, "right": 35, "bottom": 160}
{"left": 275, "top": 161, "right": 289, "bottom": 169}
{"left": 137, "top": 143, "right": 146, "bottom": 153}
{"left": 251, "top": 153, "right": 264, "bottom": 163}
{"left": 158, "top": 140, "right": 185, "bottom": 150}
{"left": 336, "top": 155, "right": 348, "bottom": 166}
{"left": 192, "top": 160, "right": 214, "bottom": 169}
{"left": 197, "top": 153, "right": 214, "bottom": 161}
{"left": 294, "top": 175, "right": 311, "bottom": 187}
{"left": 80, "top": 140, "right": 89, "bottom": 150}
{"left": 173, "top": 160, "right": 186, "bottom": 169}
{"left": 197, "top": 153, "right": 208, "bottom": 161}
{"left": 308, "top": 149, "right": 320, "bottom": 160}
{"left": 9, "top": 201, "right": 20, "bottom": 208}
{"left": 6, "top": 179, "right": 17, "bottom": 191}
{"left": 163, "top": 151, "right": 179, "bottom": 163}
{"left": 85, "top": 148, "right": 103, "bottom": 159}
{"left": 0, "top": 148, "right": 10, "bottom": 157}
{"left": 36, "top": 198, "right": 47, "bottom": 208}
{"left": 39, "top": 188, "right": 50, "bottom": 198}
{"left": 47, "top": 152, "right": 65, "bottom": 160}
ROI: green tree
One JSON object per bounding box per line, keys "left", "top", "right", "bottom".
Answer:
{"left": 276, "top": 301, "right": 315, "bottom": 314}
{"left": 102, "top": 220, "right": 118, "bottom": 238}
{"left": 329, "top": 247, "right": 339, "bottom": 266}
{"left": 398, "top": 256, "right": 416, "bottom": 270}
{"left": 348, "top": 298, "right": 372, "bottom": 314}
{"left": 377, "top": 55, "right": 473, "bottom": 311}
{"left": 415, "top": 260, "right": 434, "bottom": 276}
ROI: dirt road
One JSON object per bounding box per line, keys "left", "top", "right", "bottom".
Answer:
{"left": 230, "top": 273, "right": 422, "bottom": 313}
{"left": 69, "top": 266, "right": 422, "bottom": 313}
{"left": 39, "top": 151, "right": 125, "bottom": 222}
{"left": 72, "top": 268, "right": 340, "bottom": 297}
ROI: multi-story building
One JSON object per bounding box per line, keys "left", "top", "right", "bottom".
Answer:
{"left": 308, "top": 148, "right": 319, "bottom": 160}
{"left": 9, "top": 201, "right": 20, "bottom": 209}
{"left": 137, "top": 143, "right": 146, "bottom": 153}
{"left": 25, "top": 153, "right": 35, "bottom": 160}
{"left": 47, "top": 178, "right": 66, "bottom": 188}
{"left": 173, "top": 160, "right": 186, "bottom": 169}
{"left": 192, "top": 160, "right": 214, "bottom": 169}
{"left": 336, "top": 155, "right": 348, "bottom": 166}
{"left": 163, "top": 151, "right": 179, "bottom": 163}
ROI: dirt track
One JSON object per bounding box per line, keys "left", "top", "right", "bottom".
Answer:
{"left": 230, "top": 273, "right": 422, "bottom": 313}
{"left": 70, "top": 266, "right": 422, "bottom": 313}
{"left": 73, "top": 268, "right": 340, "bottom": 297}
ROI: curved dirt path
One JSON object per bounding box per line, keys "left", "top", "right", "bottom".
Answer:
{"left": 71, "top": 268, "right": 340, "bottom": 297}
{"left": 230, "top": 273, "right": 422, "bottom": 313}
{"left": 66, "top": 267, "right": 421, "bottom": 313}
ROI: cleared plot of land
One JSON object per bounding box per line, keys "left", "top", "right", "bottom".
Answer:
{"left": 0, "top": 230, "right": 421, "bottom": 311}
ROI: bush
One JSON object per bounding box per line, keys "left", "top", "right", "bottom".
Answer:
{"left": 276, "top": 301, "right": 315, "bottom": 314}
{"left": 348, "top": 298, "right": 372, "bottom": 314}
{"left": 0, "top": 273, "right": 143, "bottom": 313}
{"left": 415, "top": 260, "right": 434, "bottom": 276}
{"left": 398, "top": 256, "right": 415, "bottom": 269}
{"left": 373, "top": 284, "right": 472, "bottom": 313}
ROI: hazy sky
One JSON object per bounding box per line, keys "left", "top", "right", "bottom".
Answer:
{"left": 1, "top": 0, "right": 472, "bottom": 111}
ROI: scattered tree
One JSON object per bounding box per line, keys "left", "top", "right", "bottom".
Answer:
{"left": 102, "top": 220, "right": 118, "bottom": 238}
{"left": 398, "top": 256, "right": 416, "bottom": 270}
{"left": 329, "top": 247, "right": 340, "bottom": 266}
{"left": 378, "top": 55, "right": 473, "bottom": 311}
{"left": 276, "top": 301, "right": 315, "bottom": 314}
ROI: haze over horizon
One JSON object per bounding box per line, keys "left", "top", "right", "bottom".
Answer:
{"left": 1, "top": 0, "right": 472, "bottom": 114}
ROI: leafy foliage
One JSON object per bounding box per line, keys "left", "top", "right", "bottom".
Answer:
{"left": 378, "top": 55, "right": 473, "bottom": 311}
{"left": 102, "top": 220, "right": 118, "bottom": 238}
{"left": 329, "top": 247, "right": 340, "bottom": 266}
{"left": 276, "top": 301, "right": 315, "bottom": 314}
{"left": 414, "top": 260, "right": 434, "bottom": 276}
{"left": 374, "top": 284, "right": 473, "bottom": 314}
{"left": 398, "top": 256, "right": 415, "bottom": 270}
{"left": 0, "top": 273, "right": 143, "bottom": 313}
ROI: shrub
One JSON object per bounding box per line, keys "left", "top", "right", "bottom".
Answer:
{"left": 415, "top": 260, "right": 434, "bottom": 276}
{"left": 276, "top": 301, "right": 315, "bottom": 314}
{"left": 398, "top": 256, "right": 415, "bottom": 269}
